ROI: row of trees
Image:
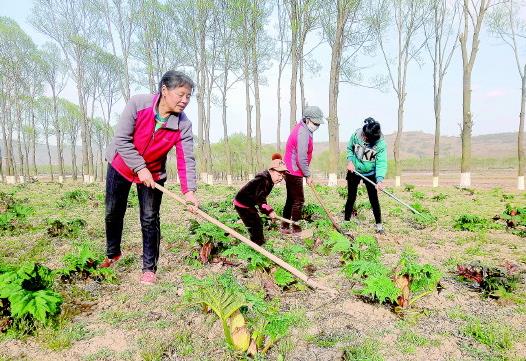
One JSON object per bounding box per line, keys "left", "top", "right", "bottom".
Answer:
{"left": 0, "top": 0, "right": 524, "bottom": 189}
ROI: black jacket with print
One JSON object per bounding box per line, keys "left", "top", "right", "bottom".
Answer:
{"left": 234, "top": 170, "right": 274, "bottom": 215}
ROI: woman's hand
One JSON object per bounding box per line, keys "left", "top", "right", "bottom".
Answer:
{"left": 137, "top": 168, "right": 155, "bottom": 188}
{"left": 346, "top": 162, "right": 355, "bottom": 172}
{"left": 376, "top": 181, "right": 384, "bottom": 191}
{"left": 184, "top": 191, "right": 199, "bottom": 213}
{"left": 269, "top": 211, "right": 277, "bottom": 220}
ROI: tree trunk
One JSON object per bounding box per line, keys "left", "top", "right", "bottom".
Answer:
{"left": 45, "top": 130, "right": 54, "bottom": 181}
{"left": 22, "top": 121, "right": 30, "bottom": 178}
{"left": 99, "top": 141, "right": 104, "bottom": 182}
{"left": 432, "top": 79, "right": 442, "bottom": 187}
{"left": 16, "top": 102, "right": 25, "bottom": 180}
{"left": 1, "top": 97, "right": 13, "bottom": 176}
{"left": 277, "top": 68, "right": 283, "bottom": 153}
{"left": 122, "top": 51, "right": 131, "bottom": 101}
{"left": 52, "top": 88, "right": 65, "bottom": 180}
{"left": 459, "top": 0, "right": 488, "bottom": 188}
{"left": 71, "top": 137, "right": 78, "bottom": 181}
{"left": 432, "top": 20, "right": 441, "bottom": 188}
{"left": 289, "top": 1, "right": 299, "bottom": 130}
{"left": 0, "top": 124, "right": 6, "bottom": 179}
{"left": 196, "top": 18, "right": 207, "bottom": 176}
{"left": 252, "top": 31, "right": 262, "bottom": 170}
{"left": 460, "top": 66, "right": 473, "bottom": 187}
{"left": 205, "top": 79, "right": 212, "bottom": 175}
{"left": 6, "top": 114, "right": 15, "bottom": 177}
{"left": 75, "top": 64, "right": 90, "bottom": 181}
{"left": 328, "top": 6, "right": 346, "bottom": 178}
{"left": 243, "top": 17, "right": 254, "bottom": 175}
{"left": 221, "top": 69, "right": 232, "bottom": 181}
{"left": 7, "top": 112, "right": 16, "bottom": 177}
{"left": 299, "top": 43, "right": 306, "bottom": 112}
{"left": 204, "top": 36, "right": 215, "bottom": 180}
{"left": 0, "top": 146, "right": 3, "bottom": 182}
{"left": 394, "top": 96, "right": 404, "bottom": 186}
{"left": 31, "top": 110, "right": 37, "bottom": 176}
{"left": 518, "top": 70, "right": 525, "bottom": 190}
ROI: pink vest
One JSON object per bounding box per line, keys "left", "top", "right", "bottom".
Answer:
{"left": 284, "top": 122, "right": 313, "bottom": 177}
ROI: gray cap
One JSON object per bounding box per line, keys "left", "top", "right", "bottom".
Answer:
{"left": 303, "top": 105, "right": 325, "bottom": 124}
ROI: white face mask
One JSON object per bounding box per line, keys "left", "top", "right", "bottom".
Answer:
{"left": 306, "top": 120, "right": 320, "bottom": 132}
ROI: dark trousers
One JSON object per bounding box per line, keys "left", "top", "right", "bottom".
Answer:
{"left": 282, "top": 173, "right": 304, "bottom": 232}
{"left": 235, "top": 206, "right": 264, "bottom": 245}
{"left": 344, "top": 171, "right": 382, "bottom": 224}
{"left": 105, "top": 164, "right": 165, "bottom": 272}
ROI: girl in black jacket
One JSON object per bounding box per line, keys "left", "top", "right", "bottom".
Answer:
{"left": 234, "top": 154, "right": 289, "bottom": 245}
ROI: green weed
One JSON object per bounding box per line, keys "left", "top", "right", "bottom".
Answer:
{"left": 463, "top": 318, "right": 515, "bottom": 351}
{"left": 342, "top": 338, "right": 384, "bottom": 361}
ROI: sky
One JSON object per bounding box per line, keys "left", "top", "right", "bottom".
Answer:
{"left": 1, "top": 0, "right": 523, "bottom": 145}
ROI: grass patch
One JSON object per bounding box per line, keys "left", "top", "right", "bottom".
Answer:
{"left": 38, "top": 322, "right": 93, "bottom": 350}
{"left": 462, "top": 318, "right": 515, "bottom": 351}
{"left": 99, "top": 310, "right": 144, "bottom": 326}
{"left": 342, "top": 338, "right": 384, "bottom": 360}
{"left": 82, "top": 347, "right": 115, "bottom": 361}
{"left": 397, "top": 329, "right": 439, "bottom": 354}
{"left": 306, "top": 331, "right": 352, "bottom": 348}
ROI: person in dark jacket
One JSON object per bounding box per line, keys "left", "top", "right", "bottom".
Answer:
{"left": 101, "top": 70, "right": 199, "bottom": 285}
{"left": 234, "top": 154, "right": 289, "bottom": 245}
{"left": 345, "top": 117, "right": 388, "bottom": 234}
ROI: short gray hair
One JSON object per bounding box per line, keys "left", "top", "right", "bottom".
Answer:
{"left": 158, "top": 70, "right": 195, "bottom": 93}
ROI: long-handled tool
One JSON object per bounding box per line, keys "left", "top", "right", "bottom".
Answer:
{"left": 308, "top": 183, "right": 348, "bottom": 236}
{"left": 274, "top": 215, "right": 300, "bottom": 227}
{"left": 353, "top": 171, "right": 421, "bottom": 215}
{"left": 155, "top": 183, "right": 336, "bottom": 294}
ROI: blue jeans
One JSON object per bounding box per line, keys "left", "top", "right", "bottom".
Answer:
{"left": 105, "top": 164, "right": 165, "bottom": 272}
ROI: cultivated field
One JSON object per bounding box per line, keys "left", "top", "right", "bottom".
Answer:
{"left": 0, "top": 174, "right": 525, "bottom": 361}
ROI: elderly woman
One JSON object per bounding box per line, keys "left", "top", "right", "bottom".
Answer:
{"left": 102, "top": 70, "right": 199, "bottom": 285}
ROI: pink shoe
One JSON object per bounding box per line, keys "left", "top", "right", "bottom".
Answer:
{"left": 280, "top": 227, "right": 292, "bottom": 235}
{"left": 140, "top": 271, "right": 156, "bottom": 285}
{"left": 100, "top": 254, "right": 121, "bottom": 268}
{"left": 280, "top": 228, "right": 302, "bottom": 235}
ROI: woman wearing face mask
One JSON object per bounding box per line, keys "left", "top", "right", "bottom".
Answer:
{"left": 233, "top": 153, "right": 289, "bottom": 245}
{"left": 345, "top": 117, "right": 388, "bottom": 234}
{"left": 281, "top": 106, "right": 325, "bottom": 235}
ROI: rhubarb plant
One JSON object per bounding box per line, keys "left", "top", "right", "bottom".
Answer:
{"left": 182, "top": 271, "right": 301, "bottom": 354}
{"left": 0, "top": 263, "right": 63, "bottom": 332}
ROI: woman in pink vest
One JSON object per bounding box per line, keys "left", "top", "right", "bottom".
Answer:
{"left": 101, "top": 70, "right": 199, "bottom": 285}
{"left": 281, "top": 106, "right": 325, "bottom": 235}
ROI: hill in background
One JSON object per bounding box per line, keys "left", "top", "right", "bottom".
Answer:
{"left": 1, "top": 131, "right": 523, "bottom": 166}
{"left": 312, "top": 131, "right": 523, "bottom": 159}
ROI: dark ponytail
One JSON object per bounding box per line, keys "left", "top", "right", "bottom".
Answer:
{"left": 362, "top": 117, "right": 382, "bottom": 143}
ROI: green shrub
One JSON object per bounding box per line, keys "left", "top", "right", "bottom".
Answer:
{"left": 302, "top": 203, "right": 325, "bottom": 222}
{"left": 453, "top": 214, "right": 492, "bottom": 232}
{"left": 0, "top": 192, "right": 33, "bottom": 231}
{"left": 404, "top": 184, "right": 415, "bottom": 192}
{"left": 57, "top": 189, "right": 90, "bottom": 208}
{"left": 47, "top": 218, "right": 86, "bottom": 238}
{"left": 0, "top": 263, "right": 62, "bottom": 332}
{"left": 411, "top": 191, "right": 425, "bottom": 200}
{"left": 59, "top": 243, "right": 116, "bottom": 283}
{"left": 222, "top": 244, "right": 272, "bottom": 271}
{"left": 431, "top": 193, "right": 447, "bottom": 201}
